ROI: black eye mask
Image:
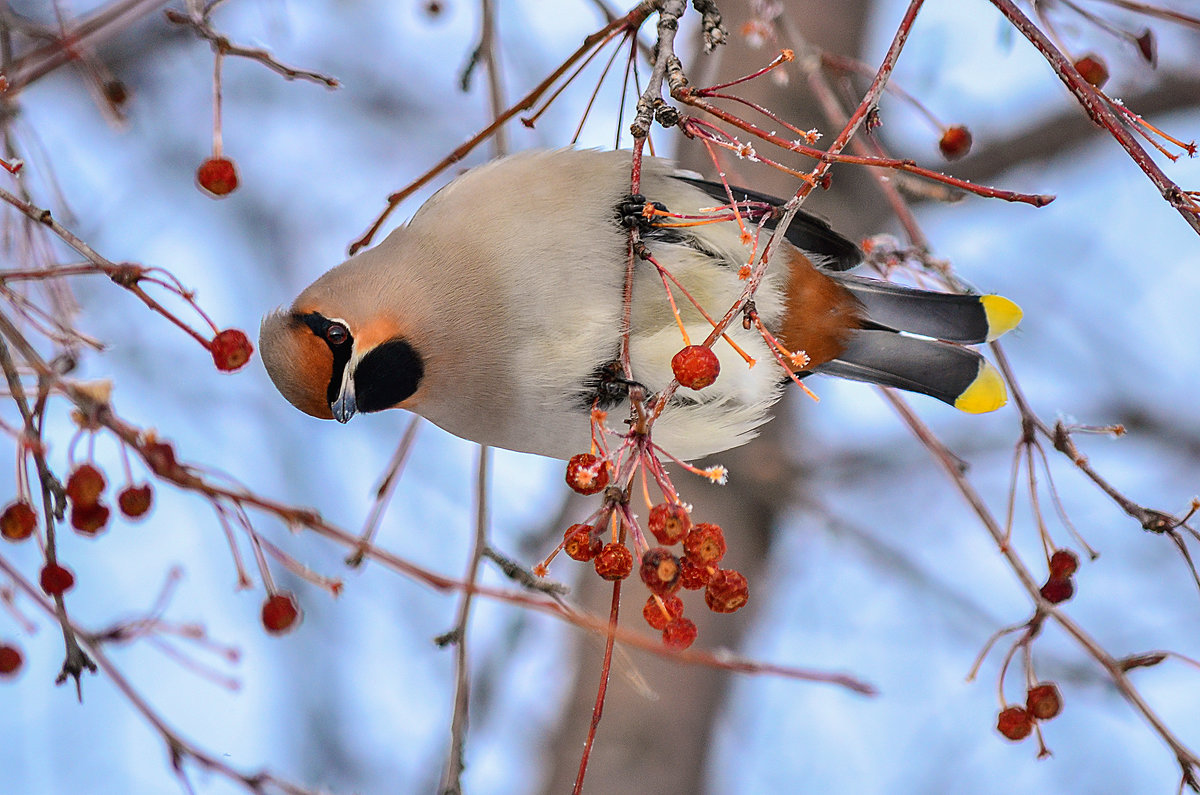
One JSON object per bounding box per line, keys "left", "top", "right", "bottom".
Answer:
{"left": 296, "top": 312, "right": 354, "bottom": 404}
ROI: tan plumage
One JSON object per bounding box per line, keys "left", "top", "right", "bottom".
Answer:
{"left": 261, "top": 149, "right": 1020, "bottom": 460}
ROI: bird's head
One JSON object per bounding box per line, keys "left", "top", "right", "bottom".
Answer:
{"left": 259, "top": 271, "right": 425, "bottom": 424}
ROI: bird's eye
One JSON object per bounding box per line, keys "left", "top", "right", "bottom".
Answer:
{"left": 325, "top": 322, "right": 349, "bottom": 346}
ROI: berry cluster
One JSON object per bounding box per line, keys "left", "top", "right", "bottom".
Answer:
{"left": 558, "top": 496, "right": 750, "bottom": 650}
{"left": 1039, "top": 548, "right": 1079, "bottom": 605}
{"left": 64, "top": 462, "right": 155, "bottom": 537}
{"left": 997, "top": 681, "right": 1063, "bottom": 742}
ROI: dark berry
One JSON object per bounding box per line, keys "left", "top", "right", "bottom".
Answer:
{"left": 938, "top": 125, "right": 973, "bottom": 160}
{"left": 0, "top": 644, "right": 22, "bottom": 677}
{"left": 40, "top": 563, "right": 75, "bottom": 597}
{"left": 70, "top": 502, "right": 111, "bottom": 535}
{"left": 1026, "top": 682, "right": 1062, "bottom": 721}
{"left": 1049, "top": 549, "right": 1078, "bottom": 579}
{"left": 0, "top": 501, "right": 36, "bottom": 541}
{"left": 66, "top": 464, "right": 105, "bottom": 506}
{"left": 996, "top": 705, "right": 1034, "bottom": 741}
{"left": 1040, "top": 577, "right": 1074, "bottom": 604}
{"left": 118, "top": 484, "right": 153, "bottom": 519}
{"left": 261, "top": 592, "right": 301, "bottom": 635}
{"left": 1074, "top": 55, "right": 1109, "bottom": 89}
{"left": 639, "top": 547, "right": 681, "bottom": 595}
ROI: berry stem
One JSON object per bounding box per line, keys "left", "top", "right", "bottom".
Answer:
{"left": 211, "top": 50, "right": 224, "bottom": 159}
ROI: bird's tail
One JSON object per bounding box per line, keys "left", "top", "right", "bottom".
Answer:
{"left": 818, "top": 276, "right": 1022, "bottom": 413}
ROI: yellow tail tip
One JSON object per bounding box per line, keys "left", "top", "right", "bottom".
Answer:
{"left": 981, "top": 295, "right": 1023, "bottom": 342}
{"left": 954, "top": 360, "right": 1008, "bottom": 414}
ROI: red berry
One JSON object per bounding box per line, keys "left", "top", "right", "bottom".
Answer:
{"left": 563, "top": 524, "right": 601, "bottom": 562}
{"left": 118, "top": 484, "right": 154, "bottom": 519}
{"left": 66, "top": 463, "right": 106, "bottom": 507}
{"left": 196, "top": 157, "right": 238, "bottom": 197}
{"left": 211, "top": 329, "right": 254, "bottom": 372}
{"left": 683, "top": 522, "right": 727, "bottom": 565}
{"left": 671, "top": 345, "right": 720, "bottom": 390}
{"left": 261, "top": 592, "right": 301, "bottom": 635}
{"left": 40, "top": 562, "right": 75, "bottom": 597}
{"left": 70, "top": 502, "right": 111, "bottom": 536}
{"left": 1074, "top": 54, "right": 1109, "bottom": 89}
{"left": 642, "top": 593, "right": 684, "bottom": 630}
{"left": 704, "top": 568, "right": 749, "bottom": 613}
{"left": 0, "top": 644, "right": 22, "bottom": 677}
{"left": 639, "top": 547, "right": 681, "bottom": 595}
{"left": 996, "top": 705, "right": 1034, "bottom": 741}
{"left": 565, "top": 453, "right": 609, "bottom": 496}
{"left": 938, "top": 125, "right": 973, "bottom": 160}
{"left": 647, "top": 502, "right": 691, "bottom": 546}
{"left": 1026, "top": 682, "right": 1062, "bottom": 721}
{"left": 1049, "top": 549, "right": 1079, "bottom": 579}
{"left": 662, "top": 617, "right": 698, "bottom": 649}
{"left": 678, "top": 555, "right": 712, "bottom": 590}
{"left": 1040, "top": 576, "right": 1074, "bottom": 604}
{"left": 593, "top": 542, "right": 633, "bottom": 581}
{"left": 0, "top": 501, "right": 36, "bottom": 541}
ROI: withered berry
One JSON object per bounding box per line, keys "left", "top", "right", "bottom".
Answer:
{"left": 1026, "top": 682, "right": 1062, "bottom": 721}
{"left": 671, "top": 345, "right": 720, "bottom": 390}
{"left": 593, "top": 542, "right": 633, "bottom": 581}
{"left": 261, "top": 592, "right": 301, "bottom": 635}
{"left": 196, "top": 157, "right": 239, "bottom": 197}
{"left": 678, "top": 555, "right": 712, "bottom": 590}
{"left": 996, "top": 705, "right": 1034, "bottom": 741}
{"left": 704, "top": 568, "right": 749, "bottom": 613}
{"left": 144, "top": 441, "right": 178, "bottom": 478}
{"left": 647, "top": 502, "right": 691, "bottom": 546}
{"left": 565, "top": 453, "right": 609, "bottom": 496}
{"left": 40, "top": 562, "right": 75, "bottom": 597}
{"left": 662, "top": 617, "right": 698, "bottom": 649}
{"left": 66, "top": 463, "right": 106, "bottom": 506}
{"left": 1049, "top": 549, "right": 1078, "bottom": 579}
{"left": 938, "top": 125, "right": 973, "bottom": 160}
{"left": 0, "top": 644, "right": 22, "bottom": 677}
{"left": 118, "top": 484, "right": 154, "bottom": 519}
{"left": 684, "top": 522, "right": 727, "bottom": 565}
{"left": 70, "top": 502, "right": 111, "bottom": 536}
{"left": 211, "top": 329, "right": 254, "bottom": 372}
{"left": 563, "top": 524, "right": 601, "bottom": 562}
{"left": 1040, "top": 577, "right": 1074, "bottom": 604}
{"left": 642, "top": 593, "right": 684, "bottom": 630}
{"left": 639, "top": 547, "right": 681, "bottom": 595}
{"left": 0, "top": 501, "right": 36, "bottom": 541}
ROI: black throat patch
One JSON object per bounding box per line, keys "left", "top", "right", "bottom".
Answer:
{"left": 353, "top": 338, "right": 424, "bottom": 413}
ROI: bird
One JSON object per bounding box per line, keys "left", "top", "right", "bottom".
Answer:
{"left": 260, "top": 148, "right": 1021, "bottom": 462}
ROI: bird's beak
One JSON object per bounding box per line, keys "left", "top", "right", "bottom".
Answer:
{"left": 332, "top": 374, "right": 357, "bottom": 423}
